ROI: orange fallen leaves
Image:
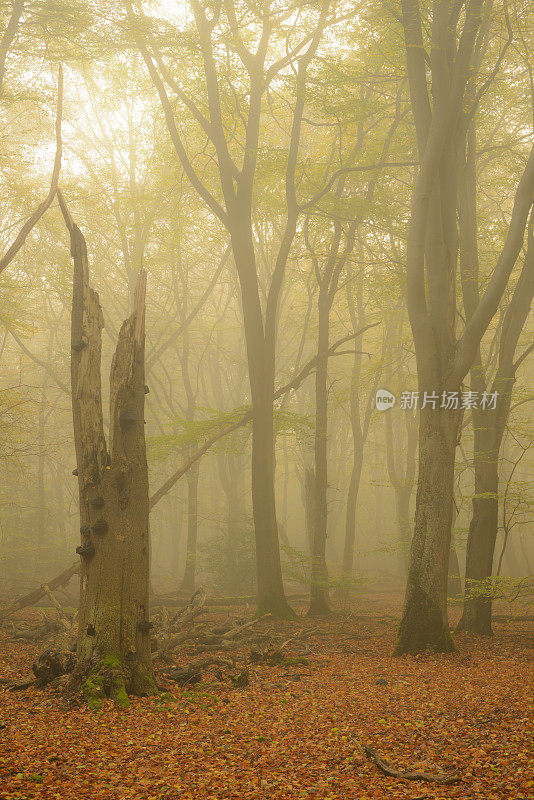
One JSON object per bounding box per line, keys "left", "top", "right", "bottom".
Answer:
{"left": 0, "top": 595, "right": 532, "bottom": 800}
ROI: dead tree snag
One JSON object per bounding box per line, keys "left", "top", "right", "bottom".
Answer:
{"left": 59, "top": 190, "right": 156, "bottom": 705}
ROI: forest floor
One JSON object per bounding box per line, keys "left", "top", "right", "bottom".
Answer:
{"left": 0, "top": 592, "right": 532, "bottom": 800}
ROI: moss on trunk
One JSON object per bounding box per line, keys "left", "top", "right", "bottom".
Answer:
{"left": 394, "top": 580, "right": 456, "bottom": 655}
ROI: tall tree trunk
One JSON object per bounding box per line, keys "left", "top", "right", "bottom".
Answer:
{"left": 309, "top": 288, "right": 330, "bottom": 615}
{"left": 64, "top": 207, "right": 156, "bottom": 703}
{"left": 232, "top": 228, "right": 293, "bottom": 618}
{"left": 394, "top": 406, "right": 459, "bottom": 654}
{"left": 181, "top": 457, "right": 199, "bottom": 594}
{"left": 342, "top": 279, "right": 374, "bottom": 589}
{"left": 458, "top": 122, "right": 534, "bottom": 634}
{"left": 459, "top": 422, "right": 499, "bottom": 632}
{"left": 36, "top": 381, "right": 47, "bottom": 564}
{"left": 250, "top": 385, "right": 292, "bottom": 616}
{"left": 343, "top": 440, "right": 363, "bottom": 588}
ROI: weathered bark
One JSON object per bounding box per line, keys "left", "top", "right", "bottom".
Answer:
{"left": 395, "top": 407, "right": 459, "bottom": 654}
{"left": 396, "top": 0, "right": 534, "bottom": 654}
{"left": 62, "top": 196, "right": 156, "bottom": 703}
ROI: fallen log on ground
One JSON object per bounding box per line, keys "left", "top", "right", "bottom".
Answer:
{"left": 0, "top": 563, "right": 79, "bottom": 624}
{"left": 364, "top": 746, "right": 462, "bottom": 784}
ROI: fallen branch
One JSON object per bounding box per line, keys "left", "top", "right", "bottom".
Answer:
{"left": 223, "top": 613, "right": 271, "bottom": 640}
{"left": 0, "top": 562, "right": 79, "bottom": 624}
{"left": 364, "top": 746, "right": 462, "bottom": 785}
{"left": 8, "top": 676, "right": 36, "bottom": 692}
{"left": 279, "top": 626, "right": 319, "bottom": 650}
{"left": 152, "top": 588, "right": 207, "bottom": 659}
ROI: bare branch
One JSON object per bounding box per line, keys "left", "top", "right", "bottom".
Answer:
{"left": 0, "top": 64, "right": 63, "bottom": 276}
{"left": 149, "top": 324, "right": 379, "bottom": 509}
{"left": 0, "top": 0, "right": 24, "bottom": 97}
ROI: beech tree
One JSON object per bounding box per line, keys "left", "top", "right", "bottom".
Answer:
{"left": 395, "top": 0, "right": 534, "bottom": 654}
{"left": 125, "top": 0, "right": 335, "bottom": 617}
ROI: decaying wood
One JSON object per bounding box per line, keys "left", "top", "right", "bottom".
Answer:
{"left": 58, "top": 189, "right": 156, "bottom": 699}
{"left": 32, "top": 649, "right": 77, "bottom": 688}
{"left": 8, "top": 677, "right": 36, "bottom": 692}
{"left": 0, "top": 562, "right": 80, "bottom": 625}
{"left": 222, "top": 613, "right": 271, "bottom": 640}
{"left": 364, "top": 746, "right": 462, "bottom": 785}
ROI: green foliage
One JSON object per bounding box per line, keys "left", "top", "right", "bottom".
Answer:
{"left": 146, "top": 407, "right": 251, "bottom": 463}
{"left": 199, "top": 518, "right": 256, "bottom": 596}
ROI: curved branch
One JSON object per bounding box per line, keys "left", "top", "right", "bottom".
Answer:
{"left": 0, "top": 64, "right": 63, "bottom": 276}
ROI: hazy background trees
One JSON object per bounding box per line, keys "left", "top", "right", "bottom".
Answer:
{"left": 0, "top": 0, "right": 533, "bottom": 652}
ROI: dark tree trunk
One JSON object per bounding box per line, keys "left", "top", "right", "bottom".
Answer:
{"left": 309, "top": 288, "right": 330, "bottom": 615}
{"left": 231, "top": 227, "right": 293, "bottom": 619}
{"left": 251, "top": 387, "right": 292, "bottom": 616}
{"left": 36, "top": 382, "right": 47, "bottom": 564}
{"left": 394, "top": 407, "right": 459, "bottom": 655}
{"left": 459, "top": 415, "right": 499, "bottom": 634}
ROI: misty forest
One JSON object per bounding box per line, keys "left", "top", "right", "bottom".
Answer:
{"left": 0, "top": 0, "right": 533, "bottom": 798}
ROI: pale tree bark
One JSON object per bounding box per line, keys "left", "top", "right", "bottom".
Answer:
{"left": 396, "top": 0, "right": 534, "bottom": 654}
{"left": 59, "top": 191, "right": 156, "bottom": 703}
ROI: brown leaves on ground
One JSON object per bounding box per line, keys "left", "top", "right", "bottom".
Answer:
{"left": 0, "top": 594, "right": 532, "bottom": 800}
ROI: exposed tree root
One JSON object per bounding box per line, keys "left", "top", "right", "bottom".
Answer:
{"left": 364, "top": 746, "right": 462, "bottom": 784}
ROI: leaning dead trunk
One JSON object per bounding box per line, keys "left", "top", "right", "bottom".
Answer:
{"left": 63, "top": 196, "right": 156, "bottom": 704}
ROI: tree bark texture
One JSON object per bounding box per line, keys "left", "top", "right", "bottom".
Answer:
{"left": 67, "top": 215, "right": 156, "bottom": 703}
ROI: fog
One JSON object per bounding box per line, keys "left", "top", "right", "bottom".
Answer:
{"left": 0, "top": 0, "right": 533, "bottom": 668}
